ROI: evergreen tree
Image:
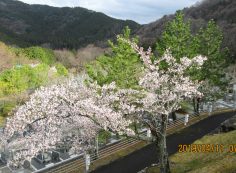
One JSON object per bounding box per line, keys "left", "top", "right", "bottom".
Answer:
{"left": 195, "top": 20, "right": 229, "bottom": 102}
{"left": 156, "top": 11, "right": 199, "bottom": 61}
{"left": 196, "top": 20, "right": 228, "bottom": 86}
{"left": 156, "top": 12, "right": 229, "bottom": 112}
{"left": 86, "top": 26, "right": 142, "bottom": 89}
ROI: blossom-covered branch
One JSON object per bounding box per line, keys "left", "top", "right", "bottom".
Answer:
{"left": 1, "top": 76, "right": 133, "bottom": 167}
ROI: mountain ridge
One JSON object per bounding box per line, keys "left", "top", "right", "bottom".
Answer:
{"left": 0, "top": 0, "right": 140, "bottom": 49}
{"left": 0, "top": 0, "right": 235, "bottom": 61}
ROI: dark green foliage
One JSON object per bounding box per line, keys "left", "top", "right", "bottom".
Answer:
{"left": 156, "top": 11, "right": 199, "bottom": 60}
{"left": 157, "top": 13, "right": 228, "bottom": 90}
{"left": 86, "top": 27, "right": 142, "bottom": 89}
{"left": 195, "top": 20, "right": 229, "bottom": 87}
{"left": 156, "top": 12, "right": 229, "bottom": 104}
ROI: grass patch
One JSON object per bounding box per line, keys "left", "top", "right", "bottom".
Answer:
{"left": 147, "top": 130, "right": 236, "bottom": 173}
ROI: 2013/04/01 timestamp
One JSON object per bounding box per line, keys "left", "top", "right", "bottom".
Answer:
{"left": 178, "top": 144, "right": 236, "bottom": 153}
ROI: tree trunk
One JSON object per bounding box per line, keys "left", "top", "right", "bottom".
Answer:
{"left": 156, "top": 114, "right": 171, "bottom": 173}
{"left": 171, "top": 111, "right": 177, "bottom": 121}
{"left": 193, "top": 97, "right": 200, "bottom": 115}
{"left": 193, "top": 97, "right": 196, "bottom": 113}
{"left": 196, "top": 97, "right": 200, "bottom": 114}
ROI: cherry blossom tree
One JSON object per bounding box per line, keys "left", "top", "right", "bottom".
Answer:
{"left": 1, "top": 38, "right": 206, "bottom": 173}
{"left": 114, "top": 37, "right": 207, "bottom": 173}
{"left": 0, "top": 76, "right": 133, "bottom": 168}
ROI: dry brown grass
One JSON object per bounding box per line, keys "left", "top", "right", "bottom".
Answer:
{"left": 54, "top": 49, "right": 78, "bottom": 69}
{"left": 0, "top": 42, "right": 16, "bottom": 71}
{"left": 0, "top": 42, "right": 38, "bottom": 72}
{"left": 76, "top": 44, "right": 110, "bottom": 65}
{"left": 54, "top": 44, "right": 110, "bottom": 72}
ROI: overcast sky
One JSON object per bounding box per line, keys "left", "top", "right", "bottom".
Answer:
{"left": 19, "top": 0, "right": 200, "bottom": 24}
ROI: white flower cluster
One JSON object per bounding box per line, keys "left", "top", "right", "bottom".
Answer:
{"left": 119, "top": 38, "right": 207, "bottom": 117}
{"left": 1, "top": 77, "right": 133, "bottom": 166}
{"left": 1, "top": 38, "right": 207, "bottom": 167}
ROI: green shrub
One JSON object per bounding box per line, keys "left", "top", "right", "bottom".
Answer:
{"left": 30, "top": 64, "right": 50, "bottom": 88}
{"left": 0, "top": 101, "right": 16, "bottom": 117}
{"left": 0, "top": 67, "right": 29, "bottom": 94}
{"left": 12, "top": 46, "right": 56, "bottom": 65}
{"left": 0, "top": 81, "right": 10, "bottom": 97}
{"left": 55, "top": 63, "right": 68, "bottom": 76}
{"left": 0, "top": 64, "right": 49, "bottom": 95}
{"left": 0, "top": 63, "right": 68, "bottom": 97}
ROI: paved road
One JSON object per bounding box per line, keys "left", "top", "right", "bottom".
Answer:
{"left": 91, "top": 111, "right": 236, "bottom": 173}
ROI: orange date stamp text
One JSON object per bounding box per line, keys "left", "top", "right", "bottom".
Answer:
{"left": 178, "top": 144, "right": 236, "bottom": 153}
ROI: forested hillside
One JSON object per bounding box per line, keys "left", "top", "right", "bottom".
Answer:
{"left": 0, "top": 0, "right": 235, "bottom": 62}
{"left": 137, "top": 0, "right": 236, "bottom": 61}
{"left": 0, "top": 0, "right": 140, "bottom": 49}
